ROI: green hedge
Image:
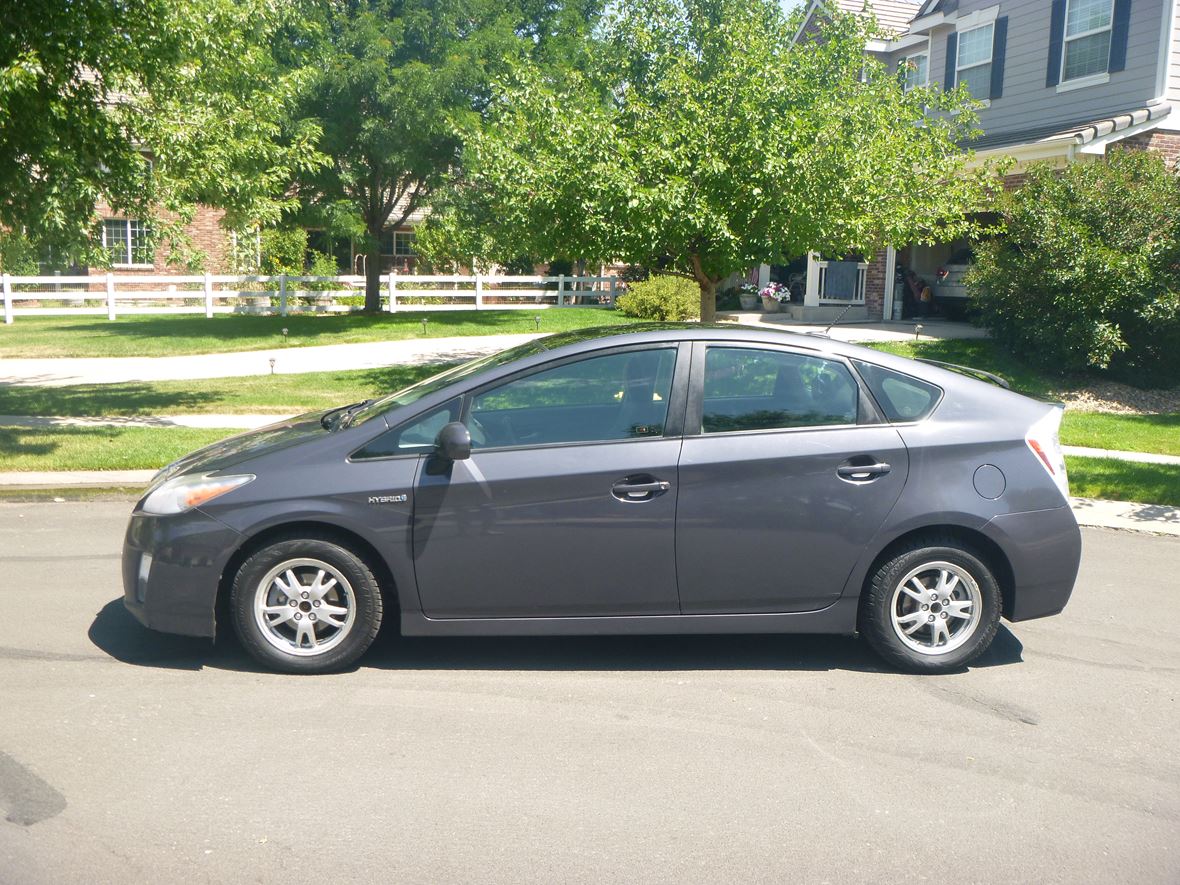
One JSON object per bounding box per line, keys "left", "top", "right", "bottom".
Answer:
{"left": 968, "top": 149, "right": 1180, "bottom": 387}
{"left": 616, "top": 275, "right": 700, "bottom": 321}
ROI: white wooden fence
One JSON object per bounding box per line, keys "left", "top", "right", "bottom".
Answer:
{"left": 0, "top": 272, "right": 620, "bottom": 324}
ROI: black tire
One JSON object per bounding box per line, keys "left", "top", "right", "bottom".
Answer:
{"left": 858, "top": 539, "right": 1001, "bottom": 674}
{"left": 230, "top": 535, "right": 384, "bottom": 674}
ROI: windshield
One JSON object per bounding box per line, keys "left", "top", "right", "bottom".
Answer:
{"left": 346, "top": 338, "right": 556, "bottom": 427}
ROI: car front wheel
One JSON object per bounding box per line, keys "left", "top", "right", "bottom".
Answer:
{"left": 859, "top": 541, "right": 1001, "bottom": 674}
{"left": 230, "top": 536, "right": 384, "bottom": 674}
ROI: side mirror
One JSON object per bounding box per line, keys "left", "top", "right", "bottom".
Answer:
{"left": 436, "top": 421, "right": 471, "bottom": 461}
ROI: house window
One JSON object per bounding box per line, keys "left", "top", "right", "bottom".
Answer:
{"left": 377, "top": 229, "right": 418, "bottom": 272}
{"left": 102, "top": 219, "right": 152, "bottom": 267}
{"left": 393, "top": 231, "right": 416, "bottom": 258}
{"left": 900, "top": 53, "right": 929, "bottom": 91}
{"left": 955, "top": 24, "right": 994, "bottom": 99}
{"left": 1062, "top": 0, "right": 1113, "bottom": 81}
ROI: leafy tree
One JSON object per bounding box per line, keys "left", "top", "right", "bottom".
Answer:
{"left": 968, "top": 149, "right": 1180, "bottom": 386}
{"left": 296, "top": 0, "right": 597, "bottom": 311}
{"left": 420, "top": 0, "right": 995, "bottom": 321}
{"left": 0, "top": 0, "right": 322, "bottom": 265}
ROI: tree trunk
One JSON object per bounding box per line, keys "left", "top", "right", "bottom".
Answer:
{"left": 363, "top": 239, "right": 382, "bottom": 312}
{"left": 699, "top": 279, "right": 717, "bottom": 324}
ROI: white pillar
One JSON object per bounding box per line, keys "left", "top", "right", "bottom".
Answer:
{"left": 475, "top": 271, "right": 484, "bottom": 309}
{"left": 106, "top": 272, "right": 116, "bottom": 320}
{"left": 757, "top": 264, "right": 770, "bottom": 289}
{"left": 388, "top": 271, "right": 397, "bottom": 312}
{"left": 804, "top": 253, "right": 821, "bottom": 307}
{"left": 279, "top": 273, "right": 287, "bottom": 316}
{"left": 882, "top": 246, "right": 897, "bottom": 321}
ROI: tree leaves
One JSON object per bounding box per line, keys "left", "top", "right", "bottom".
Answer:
{"left": 422, "top": 0, "right": 997, "bottom": 320}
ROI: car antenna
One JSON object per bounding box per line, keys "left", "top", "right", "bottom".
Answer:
{"left": 821, "top": 303, "right": 855, "bottom": 335}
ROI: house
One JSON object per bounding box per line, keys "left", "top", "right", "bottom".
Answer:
{"left": 775, "top": 0, "right": 1180, "bottom": 322}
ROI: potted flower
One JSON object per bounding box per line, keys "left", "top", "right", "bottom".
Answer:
{"left": 759, "top": 282, "right": 788, "bottom": 313}
{"left": 738, "top": 282, "right": 760, "bottom": 310}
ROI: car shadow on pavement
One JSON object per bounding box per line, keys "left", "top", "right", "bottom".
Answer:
{"left": 89, "top": 598, "right": 1026, "bottom": 675}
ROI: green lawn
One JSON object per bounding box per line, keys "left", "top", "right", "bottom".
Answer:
{"left": 0, "top": 364, "right": 448, "bottom": 416}
{"left": 1066, "top": 457, "right": 1180, "bottom": 508}
{"left": 1060, "top": 412, "right": 1180, "bottom": 457}
{"left": 0, "top": 426, "right": 233, "bottom": 471}
{"left": 0, "top": 309, "right": 636, "bottom": 358}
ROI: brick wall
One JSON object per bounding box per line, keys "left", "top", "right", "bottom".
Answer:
{"left": 1119, "top": 128, "right": 1180, "bottom": 169}
{"left": 864, "top": 248, "right": 888, "bottom": 320}
{"left": 91, "top": 202, "right": 229, "bottom": 275}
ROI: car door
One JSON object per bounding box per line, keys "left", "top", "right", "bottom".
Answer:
{"left": 412, "top": 343, "right": 688, "bottom": 619}
{"left": 675, "top": 342, "right": 909, "bottom": 614}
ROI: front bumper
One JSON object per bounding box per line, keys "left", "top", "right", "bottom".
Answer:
{"left": 122, "top": 508, "right": 243, "bottom": 638}
{"left": 983, "top": 505, "right": 1082, "bottom": 622}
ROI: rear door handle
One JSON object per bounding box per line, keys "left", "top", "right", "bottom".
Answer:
{"left": 837, "top": 462, "right": 891, "bottom": 480}
{"left": 612, "top": 477, "right": 671, "bottom": 501}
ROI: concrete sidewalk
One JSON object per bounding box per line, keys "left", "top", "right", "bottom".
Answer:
{"left": 0, "top": 322, "right": 987, "bottom": 387}
{"left": 0, "top": 333, "right": 543, "bottom": 387}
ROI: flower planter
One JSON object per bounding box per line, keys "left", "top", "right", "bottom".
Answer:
{"left": 761, "top": 297, "right": 781, "bottom": 313}
{"left": 739, "top": 294, "right": 759, "bottom": 310}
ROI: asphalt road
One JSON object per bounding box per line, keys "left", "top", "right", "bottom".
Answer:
{"left": 1, "top": 503, "right": 1177, "bottom": 884}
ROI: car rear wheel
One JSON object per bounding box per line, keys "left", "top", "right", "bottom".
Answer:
{"left": 230, "top": 536, "right": 383, "bottom": 674}
{"left": 858, "top": 541, "right": 1000, "bottom": 674}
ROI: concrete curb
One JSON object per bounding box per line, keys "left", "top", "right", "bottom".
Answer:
{"left": 1062, "top": 445, "right": 1180, "bottom": 466}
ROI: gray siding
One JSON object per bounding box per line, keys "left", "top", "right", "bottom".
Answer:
{"left": 923, "top": 0, "right": 1166, "bottom": 140}
{"left": 1169, "top": 4, "right": 1180, "bottom": 104}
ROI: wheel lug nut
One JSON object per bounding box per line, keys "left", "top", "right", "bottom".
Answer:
{"left": 928, "top": 614, "right": 935, "bottom": 622}
{"left": 930, "top": 593, "right": 937, "bottom": 601}
{"left": 289, "top": 600, "right": 297, "bottom": 607}
{"left": 921, "top": 604, "right": 929, "bottom": 611}
{"left": 312, "top": 601, "right": 320, "bottom": 608}
{"left": 294, "top": 613, "right": 302, "bottom": 620}
{"left": 941, "top": 612, "right": 948, "bottom": 618}
{"left": 309, "top": 614, "right": 316, "bottom": 621}
{"left": 301, "top": 591, "right": 309, "bottom": 600}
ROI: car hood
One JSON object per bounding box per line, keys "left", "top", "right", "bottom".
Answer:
{"left": 149, "top": 410, "right": 331, "bottom": 487}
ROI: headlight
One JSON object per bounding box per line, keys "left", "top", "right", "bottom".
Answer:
{"left": 140, "top": 473, "right": 255, "bottom": 515}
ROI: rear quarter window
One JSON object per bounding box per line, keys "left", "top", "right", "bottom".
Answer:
{"left": 852, "top": 360, "right": 942, "bottom": 423}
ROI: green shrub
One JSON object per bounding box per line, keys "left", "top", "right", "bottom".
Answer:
{"left": 968, "top": 149, "right": 1180, "bottom": 387}
{"left": 616, "top": 274, "right": 700, "bottom": 321}
{"left": 259, "top": 228, "right": 308, "bottom": 275}
{"left": 0, "top": 231, "right": 40, "bottom": 274}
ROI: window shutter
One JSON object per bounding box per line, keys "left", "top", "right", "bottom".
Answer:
{"left": 1046, "top": 0, "right": 1066, "bottom": 87}
{"left": 990, "top": 16, "right": 1008, "bottom": 99}
{"left": 1109, "top": 0, "right": 1132, "bottom": 72}
{"left": 944, "top": 32, "right": 958, "bottom": 90}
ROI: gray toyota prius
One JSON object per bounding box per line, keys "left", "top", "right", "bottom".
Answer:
{"left": 122, "top": 325, "right": 1081, "bottom": 674}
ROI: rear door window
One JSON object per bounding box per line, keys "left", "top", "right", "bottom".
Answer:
{"left": 701, "top": 347, "right": 858, "bottom": 433}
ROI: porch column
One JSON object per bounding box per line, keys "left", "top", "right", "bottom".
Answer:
{"left": 882, "top": 246, "right": 897, "bottom": 321}
{"left": 757, "top": 263, "right": 770, "bottom": 289}
{"left": 804, "top": 252, "right": 821, "bottom": 307}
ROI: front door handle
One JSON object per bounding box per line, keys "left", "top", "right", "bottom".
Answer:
{"left": 837, "top": 461, "right": 892, "bottom": 481}
{"left": 612, "top": 476, "right": 671, "bottom": 501}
